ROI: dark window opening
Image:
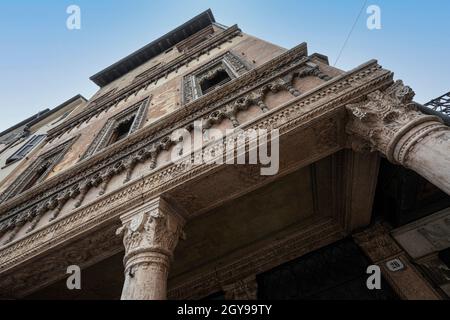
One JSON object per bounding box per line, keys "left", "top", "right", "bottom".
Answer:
{"left": 21, "top": 161, "right": 51, "bottom": 191}
{"left": 439, "top": 248, "right": 450, "bottom": 268}
{"left": 200, "top": 69, "right": 231, "bottom": 94}
{"left": 109, "top": 117, "right": 135, "bottom": 145}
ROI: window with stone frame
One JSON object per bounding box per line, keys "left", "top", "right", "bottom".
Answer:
{"left": 4, "top": 134, "right": 46, "bottom": 165}
{"left": 0, "top": 137, "right": 76, "bottom": 203}
{"left": 82, "top": 98, "right": 149, "bottom": 159}
{"left": 182, "top": 51, "right": 250, "bottom": 104}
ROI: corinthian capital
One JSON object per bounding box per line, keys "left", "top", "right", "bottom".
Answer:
{"left": 346, "top": 80, "right": 442, "bottom": 162}
{"left": 117, "top": 197, "right": 186, "bottom": 260}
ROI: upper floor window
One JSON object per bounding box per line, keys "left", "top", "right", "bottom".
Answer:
{"left": 82, "top": 98, "right": 149, "bottom": 159}
{"left": 199, "top": 68, "right": 232, "bottom": 94}
{"left": 0, "top": 137, "right": 75, "bottom": 203}
{"left": 182, "top": 51, "right": 250, "bottom": 104}
{"left": 5, "top": 134, "right": 46, "bottom": 165}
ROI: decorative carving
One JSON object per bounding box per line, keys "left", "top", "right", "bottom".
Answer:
{"left": 346, "top": 81, "right": 441, "bottom": 162}
{"left": 353, "top": 223, "right": 402, "bottom": 263}
{"left": 0, "top": 223, "right": 122, "bottom": 299}
{"left": 82, "top": 97, "right": 150, "bottom": 159}
{"left": 0, "top": 54, "right": 388, "bottom": 273}
{"left": 223, "top": 275, "right": 258, "bottom": 300}
{"left": 183, "top": 51, "right": 250, "bottom": 104}
{"left": 116, "top": 197, "right": 185, "bottom": 300}
{"left": 47, "top": 25, "right": 243, "bottom": 140}
{"left": 0, "top": 137, "right": 77, "bottom": 204}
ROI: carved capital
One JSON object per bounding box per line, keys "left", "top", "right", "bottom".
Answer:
{"left": 117, "top": 197, "right": 186, "bottom": 263}
{"left": 117, "top": 197, "right": 186, "bottom": 300}
{"left": 346, "top": 81, "right": 442, "bottom": 163}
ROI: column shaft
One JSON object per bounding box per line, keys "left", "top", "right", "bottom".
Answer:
{"left": 346, "top": 80, "right": 450, "bottom": 195}
{"left": 117, "top": 197, "right": 185, "bottom": 300}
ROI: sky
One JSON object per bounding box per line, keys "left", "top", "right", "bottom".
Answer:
{"left": 0, "top": 0, "right": 449, "bottom": 130}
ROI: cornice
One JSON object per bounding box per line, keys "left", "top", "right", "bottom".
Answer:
{"left": 0, "top": 56, "right": 391, "bottom": 235}
{"left": 47, "top": 25, "right": 243, "bottom": 139}
{"left": 0, "top": 42, "right": 309, "bottom": 218}
{"left": 0, "top": 57, "right": 393, "bottom": 273}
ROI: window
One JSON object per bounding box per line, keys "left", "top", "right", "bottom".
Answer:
{"left": 439, "top": 248, "right": 450, "bottom": 268}
{"left": 108, "top": 115, "right": 135, "bottom": 145}
{"left": 182, "top": 52, "right": 250, "bottom": 104}
{"left": 0, "top": 138, "right": 75, "bottom": 203}
{"left": 5, "top": 134, "right": 46, "bottom": 165}
{"left": 200, "top": 69, "right": 232, "bottom": 94}
{"left": 82, "top": 98, "right": 149, "bottom": 159}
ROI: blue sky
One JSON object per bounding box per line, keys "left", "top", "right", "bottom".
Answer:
{"left": 0, "top": 0, "right": 449, "bottom": 130}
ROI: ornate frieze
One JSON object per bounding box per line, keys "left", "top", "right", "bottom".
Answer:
{"left": 0, "top": 54, "right": 390, "bottom": 273}
{"left": 0, "top": 44, "right": 312, "bottom": 237}
{"left": 47, "top": 25, "right": 244, "bottom": 140}
{"left": 223, "top": 275, "right": 258, "bottom": 300}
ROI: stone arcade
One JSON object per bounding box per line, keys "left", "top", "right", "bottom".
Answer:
{"left": 0, "top": 10, "right": 449, "bottom": 300}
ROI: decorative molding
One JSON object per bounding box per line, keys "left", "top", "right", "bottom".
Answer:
{"left": 0, "top": 137, "right": 77, "bottom": 206}
{"left": 182, "top": 51, "right": 250, "bottom": 104}
{"left": 346, "top": 80, "right": 443, "bottom": 163}
{"left": 168, "top": 218, "right": 344, "bottom": 300}
{"left": 222, "top": 275, "right": 258, "bottom": 300}
{"left": 82, "top": 97, "right": 150, "bottom": 159}
{"left": 47, "top": 25, "right": 244, "bottom": 139}
{"left": 0, "top": 55, "right": 392, "bottom": 274}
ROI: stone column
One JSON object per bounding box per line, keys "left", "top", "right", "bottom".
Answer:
{"left": 116, "top": 197, "right": 185, "bottom": 300}
{"left": 354, "top": 224, "right": 442, "bottom": 300}
{"left": 346, "top": 80, "right": 450, "bottom": 195}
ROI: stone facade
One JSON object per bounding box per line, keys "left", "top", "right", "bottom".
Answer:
{"left": 0, "top": 10, "right": 448, "bottom": 300}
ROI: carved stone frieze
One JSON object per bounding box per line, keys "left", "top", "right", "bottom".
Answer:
{"left": 223, "top": 275, "right": 258, "bottom": 300}
{"left": 0, "top": 56, "right": 392, "bottom": 273}
{"left": 47, "top": 25, "right": 244, "bottom": 139}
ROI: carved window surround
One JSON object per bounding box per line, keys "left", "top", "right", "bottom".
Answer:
{"left": 0, "top": 60, "right": 388, "bottom": 279}
{"left": 0, "top": 43, "right": 348, "bottom": 240}
{"left": 0, "top": 137, "right": 77, "bottom": 204}
{"left": 47, "top": 25, "right": 243, "bottom": 140}
{"left": 182, "top": 51, "right": 250, "bottom": 104}
{"left": 82, "top": 98, "right": 150, "bottom": 159}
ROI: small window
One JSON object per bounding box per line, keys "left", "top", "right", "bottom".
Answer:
{"left": 5, "top": 134, "right": 46, "bottom": 165}
{"left": 82, "top": 98, "right": 149, "bottom": 159}
{"left": 439, "top": 248, "right": 450, "bottom": 268}
{"left": 200, "top": 69, "right": 232, "bottom": 94}
{"left": 182, "top": 52, "right": 250, "bottom": 104}
{"left": 108, "top": 116, "right": 135, "bottom": 145}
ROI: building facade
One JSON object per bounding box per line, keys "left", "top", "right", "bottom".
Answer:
{"left": 0, "top": 10, "right": 449, "bottom": 300}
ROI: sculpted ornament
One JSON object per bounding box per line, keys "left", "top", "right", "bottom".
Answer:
{"left": 116, "top": 200, "right": 185, "bottom": 259}
{"left": 346, "top": 80, "right": 439, "bottom": 162}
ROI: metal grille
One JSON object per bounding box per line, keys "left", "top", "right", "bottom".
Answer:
{"left": 425, "top": 92, "right": 450, "bottom": 116}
